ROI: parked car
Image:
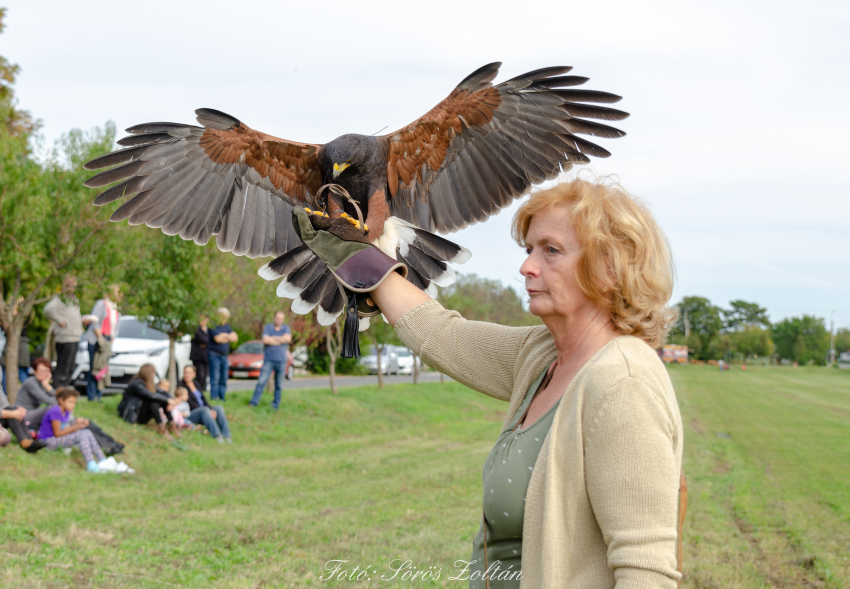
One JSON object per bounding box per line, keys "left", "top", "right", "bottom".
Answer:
{"left": 228, "top": 341, "right": 264, "bottom": 378}
{"left": 229, "top": 340, "right": 295, "bottom": 379}
{"left": 394, "top": 347, "right": 421, "bottom": 375}
{"left": 358, "top": 345, "right": 401, "bottom": 375}
{"left": 71, "top": 316, "right": 191, "bottom": 391}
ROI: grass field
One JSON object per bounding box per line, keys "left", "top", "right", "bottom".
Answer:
{"left": 1, "top": 366, "right": 848, "bottom": 588}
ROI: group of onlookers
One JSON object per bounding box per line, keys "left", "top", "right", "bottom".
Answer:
{"left": 116, "top": 363, "right": 232, "bottom": 443}
{"left": 1, "top": 276, "right": 293, "bottom": 472}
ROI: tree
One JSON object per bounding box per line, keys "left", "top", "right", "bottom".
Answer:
{"left": 0, "top": 9, "right": 40, "bottom": 140}
{"left": 122, "top": 233, "right": 215, "bottom": 390}
{"left": 728, "top": 327, "right": 774, "bottom": 362}
{"left": 439, "top": 273, "right": 540, "bottom": 326}
{"left": 0, "top": 122, "right": 119, "bottom": 402}
{"left": 671, "top": 296, "right": 723, "bottom": 360}
{"left": 325, "top": 324, "right": 342, "bottom": 394}
{"left": 771, "top": 315, "right": 830, "bottom": 365}
{"left": 835, "top": 327, "right": 850, "bottom": 354}
{"left": 723, "top": 300, "right": 771, "bottom": 331}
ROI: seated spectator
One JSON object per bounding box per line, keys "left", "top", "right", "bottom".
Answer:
{"left": 170, "top": 387, "right": 195, "bottom": 430}
{"left": 117, "top": 364, "right": 180, "bottom": 439}
{"left": 15, "top": 358, "right": 58, "bottom": 431}
{"left": 39, "top": 388, "right": 118, "bottom": 473}
{"left": 0, "top": 383, "right": 45, "bottom": 452}
{"left": 180, "top": 364, "right": 232, "bottom": 443}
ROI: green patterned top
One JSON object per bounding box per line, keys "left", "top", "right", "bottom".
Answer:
{"left": 469, "top": 362, "right": 560, "bottom": 589}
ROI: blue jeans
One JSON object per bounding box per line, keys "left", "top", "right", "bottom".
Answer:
{"left": 208, "top": 353, "right": 229, "bottom": 401}
{"left": 187, "top": 405, "right": 230, "bottom": 439}
{"left": 250, "top": 360, "right": 285, "bottom": 409}
{"left": 1, "top": 368, "right": 29, "bottom": 393}
{"left": 87, "top": 342, "right": 100, "bottom": 401}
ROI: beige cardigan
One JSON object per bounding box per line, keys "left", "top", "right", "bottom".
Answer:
{"left": 395, "top": 300, "right": 683, "bottom": 589}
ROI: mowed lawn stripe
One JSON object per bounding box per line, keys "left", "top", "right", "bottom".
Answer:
{"left": 671, "top": 365, "right": 850, "bottom": 589}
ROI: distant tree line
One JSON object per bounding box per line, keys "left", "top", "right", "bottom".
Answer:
{"left": 669, "top": 296, "right": 846, "bottom": 365}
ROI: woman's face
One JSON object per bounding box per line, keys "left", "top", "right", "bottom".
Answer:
{"left": 34, "top": 364, "right": 52, "bottom": 384}
{"left": 519, "top": 206, "right": 594, "bottom": 320}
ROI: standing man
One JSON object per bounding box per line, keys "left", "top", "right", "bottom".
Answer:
{"left": 249, "top": 311, "right": 291, "bottom": 410}
{"left": 189, "top": 314, "right": 210, "bottom": 392}
{"left": 83, "top": 285, "right": 121, "bottom": 402}
{"left": 208, "top": 307, "right": 237, "bottom": 402}
{"left": 43, "top": 275, "right": 83, "bottom": 389}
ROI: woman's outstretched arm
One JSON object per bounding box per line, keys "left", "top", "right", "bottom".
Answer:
{"left": 370, "top": 272, "right": 432, "bottom": 326}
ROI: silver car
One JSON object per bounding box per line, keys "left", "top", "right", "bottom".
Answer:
{"left": 358, "top": 345, "right": 401, "bottom": 375}
{"left": 72, "top": 316, "right": 191, "bottom": 390}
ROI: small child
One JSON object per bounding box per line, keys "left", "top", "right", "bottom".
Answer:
{"left": 39, "top": 388, "right": 105, "bottom": 472}
{"left": 39, "top": 388, "right": 133, "bottom": 474}
{"left": 171, "top": 387, "right": 194, "bottom": 429}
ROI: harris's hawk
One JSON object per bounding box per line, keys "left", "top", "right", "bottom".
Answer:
{"left": 84, "top": 62, "right": 627, "bottom": 325}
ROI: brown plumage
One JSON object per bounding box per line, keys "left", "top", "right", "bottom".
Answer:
{"left": 83, "top": 62, "right": 628, "bottom": 324}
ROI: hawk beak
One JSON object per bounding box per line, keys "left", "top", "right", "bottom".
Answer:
{"left": 332, "top": 162, "right": 350, "bottom": 179}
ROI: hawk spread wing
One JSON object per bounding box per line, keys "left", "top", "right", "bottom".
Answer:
{"left": 383, "top": 62, "right": 629, "bottom": 233}
{"left": 83, "top": 109, "right": 323, "bottom": 259}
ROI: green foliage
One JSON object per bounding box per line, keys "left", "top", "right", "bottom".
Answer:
{"left": 724, "top": 299, "right": 771, "bottom": 330}
{"left": 727, "top": 326, "right": 775, "bottom": 360}
{"left": 305, "top": 348, "right": 366, "bottom": 375}
{"left": 672, "top": 296, "right": 724, "bottom": 359}
{"left": 121, "top": 233, "right": 214, "bottom": 338}
{"left": 438, "top": 272, "right": 540, "bottom": 326}
{"left": 834, "top": 327, "right": 850, "bottom": 354}
{"left": 771, "top": 315, "right": 830, "bottom": 365}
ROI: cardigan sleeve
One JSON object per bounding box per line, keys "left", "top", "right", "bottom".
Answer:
{"left": 583, "top": 377, "right": 682, "bottom": 589}
{"left": 394, "top": 299, "right": 541, "bottom": 402}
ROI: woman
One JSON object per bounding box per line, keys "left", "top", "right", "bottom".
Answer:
{"left": 117, "top": 364, "right": 180, "bottom": 439}
{"left": 306, "top": 178, "right": 683, "bottom": 588}
{"left": 83, "top": 284, "right": 122, "bottom": 401}
{"left": 189, "top": 314, "right": 210, "bottom": 392}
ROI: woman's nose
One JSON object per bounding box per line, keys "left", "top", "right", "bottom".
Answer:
{"left": 519, "top": 254, "right": 539, "bottom": 277}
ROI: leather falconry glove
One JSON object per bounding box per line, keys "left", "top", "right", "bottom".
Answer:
{"left": 292, "top": 206, "right": 407, "bottom": 358}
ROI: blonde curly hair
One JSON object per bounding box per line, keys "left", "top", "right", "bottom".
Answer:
{"left": 512, "top": 177, "right": 677, "bottom": 348}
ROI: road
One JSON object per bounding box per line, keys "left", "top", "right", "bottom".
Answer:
{"left": 226, "top": 370, "right": 451, "bottom": 391}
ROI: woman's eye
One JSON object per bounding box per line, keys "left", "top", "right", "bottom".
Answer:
{"left": 546, "top": 246, "right": 559, "bottom": 254}
{"left": 525, "top": 247, "right": 533, "bottom": 255}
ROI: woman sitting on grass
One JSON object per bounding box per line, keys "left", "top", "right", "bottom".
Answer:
{"left": 117, "top": 364, "right": 180, "bottom": 439}
{"left": 38, "top": 387, "right": 125, "bottom": 473}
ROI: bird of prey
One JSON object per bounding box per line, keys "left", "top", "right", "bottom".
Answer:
{"left": 84, "top": 62, "right": 628, "bottom": 326}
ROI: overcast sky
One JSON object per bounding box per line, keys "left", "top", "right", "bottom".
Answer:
{"left": 4, "top": 0, "right": 849, "bottom": 327}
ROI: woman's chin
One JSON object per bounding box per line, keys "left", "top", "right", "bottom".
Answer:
{"left": 527, "top": 300, "right": 550, "bottom": 318}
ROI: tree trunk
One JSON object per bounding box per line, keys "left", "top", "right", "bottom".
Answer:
{"left": 440, "top": 372, "right": 444, "bottom": 383}
{"left": 3, "top": 321, "right": 22, "bottom": 403}
{"left": 413, "top": 352, "right": 419, "bottom": 385}
{"left": 326, "top": 325, "right": 338, "bottom": 395}
{"left": 167, "top": 332, "right": 177, "bottom": 394}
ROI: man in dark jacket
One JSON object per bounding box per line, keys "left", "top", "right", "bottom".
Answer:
{"left": 189, "top": 315, "right": 210, "bottom": 392}
{"left": 180, "top": 364, "right": 232, "bottom": 443}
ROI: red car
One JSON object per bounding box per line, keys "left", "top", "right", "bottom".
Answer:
{"left": 228, "top": 340, "right": 294, "bottom": 379}
{"left": 228, "top": 341, "right": 264, "bottom": 378}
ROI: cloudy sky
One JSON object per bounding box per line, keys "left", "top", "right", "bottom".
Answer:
{"left": 4, "top": 0, "right": 849, "bottom": 327}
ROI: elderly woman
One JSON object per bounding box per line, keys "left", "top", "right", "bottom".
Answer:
{"left": 306, "top": 177, "right": 684, "bottom": 588}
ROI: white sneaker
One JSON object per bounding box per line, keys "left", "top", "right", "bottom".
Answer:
{"left": 97, "top": 457, "right": 118, "bottom": 473}
{"left": 115, "top": 462, "right": 135, "bottom": 474}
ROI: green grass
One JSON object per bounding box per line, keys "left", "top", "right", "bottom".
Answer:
{"left": 1, "top": 366, "right": 848, "bottom": 588}
{"left": 671, "top": 365, "right": 850, "bottom": 589}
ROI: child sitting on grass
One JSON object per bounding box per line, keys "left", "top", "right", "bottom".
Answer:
{"left": 171, "top": 387, "right": 195, "bottom": 430}
{"left": 39, "top": 388, "right": 131, "bottom": 473}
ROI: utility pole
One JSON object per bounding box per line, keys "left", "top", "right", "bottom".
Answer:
{"left": 830, "top": 310, "right": 836, "bottom": 366}
{"left": 684, "top": 308, "right": 690, "bottom": 339}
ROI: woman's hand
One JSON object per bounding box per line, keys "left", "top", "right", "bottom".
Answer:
{"left": 1, "top": 407, "right": 26, "bottom": 421}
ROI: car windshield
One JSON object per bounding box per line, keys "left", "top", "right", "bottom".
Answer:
{"left": 235, "top": 342, "right": 264, "bottom": 355}
{"left": 395, "top": 349, "right": 411, "bottom": 357}
{"left": 118, "top": 319, "right": 168, "bottom": 341}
